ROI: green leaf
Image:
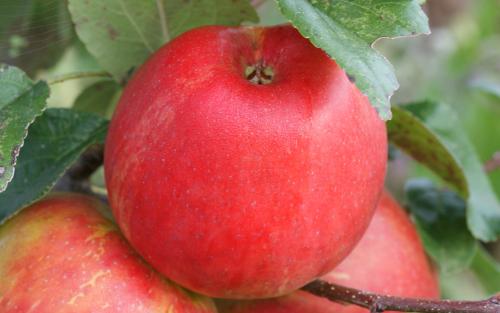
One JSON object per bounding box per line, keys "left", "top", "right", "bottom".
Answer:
{"left": 0, "top": 109, "right": 108, "bottom": 221}
{"left": 470, "top": 246, "right": 500, "bottom": 295}
{"left": 470, "top": 79, "right": 500, "bottom": 100}
{"left": 73, "top": 80, "right": 122, "bottom": 118}
{"left": 387, "top": 106, "right": 467, "bottom": 195}
{"left": 276, "top": 0, "right": 429, "bottom": 120}
{"left": 0, "top": 65, "right": 49, "bottom": 193}
{"left": 440, "top": 269, "right": 489, "bottom": 300}
{"left": 403, "top": 101, "right": 500, "bottom": 242}
{"left": 405, "top": 178, "right": 477, "bottom": 273}
{"left": 164, "top": 0, "right": 258, "bottom": 39}
{"left": 68, "top": 0, "right": 258, "bottom": 81}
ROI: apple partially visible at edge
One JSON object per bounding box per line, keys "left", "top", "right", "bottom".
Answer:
{"left": 0, "top": 194, "right": 217, "bottom": 313}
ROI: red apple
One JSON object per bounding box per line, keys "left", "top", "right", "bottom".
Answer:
{"left": 104, "top": 24, "right": 387, "bottom": 298}
{"left": 217, "top": 191, "right": 439, "bottom": 313}
{"left": 0, "top": 194, "right": 216, "bottom": 313}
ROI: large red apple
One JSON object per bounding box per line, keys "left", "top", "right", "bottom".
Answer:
{"left": 0, "top": 194, "right": 216, "bottom": 313}
{"left": 217, "top": 191, "right": 439, "bottom": 313}
{"left": 104, "top": 24, "right": 387, "bottom": 298}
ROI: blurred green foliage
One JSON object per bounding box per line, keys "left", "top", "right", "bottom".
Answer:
{"left": 380, "top": 0, "right": 500, "bottom": 299}
{"left": 383, "top": 0, "right": 500, "bottom": 197}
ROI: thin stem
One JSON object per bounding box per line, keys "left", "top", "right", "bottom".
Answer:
{"left": 302, "top": 280, "right": 500, "bottom": 313}
{"left": 47, "top": 71, "right": 112, "bottom": 85}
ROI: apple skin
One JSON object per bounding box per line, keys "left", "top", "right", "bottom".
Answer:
{"left": 0, "top": 194, "right": 217, "bottom": 313}
{"left": 217, "top": 191, "right": 440, "bottom": 313}
{"left": 104, "top": 24, "right": 387, "bottom": 298}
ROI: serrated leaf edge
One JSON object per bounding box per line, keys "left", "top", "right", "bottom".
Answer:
{"left": 0, "top": 81, "right": 49, "bottom": 193}
{"left": 0, "top": 118, "right": 108, "bottom": 225}
{"left": 275, "top": 0, "right": 431, "bottom": 121}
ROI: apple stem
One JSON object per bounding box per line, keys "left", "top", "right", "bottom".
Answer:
{"left": 245, "top": 63, "right": 274, "bottom": 85}
{"left": 302, "top": 280, "right": 500, "bottom": 313}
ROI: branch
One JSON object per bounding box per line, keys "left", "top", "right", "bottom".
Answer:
{"left": 66, "top": 144, "right": 104, "bottom": 181}
{"left": 302, "top": 280, "right": 500, "bottom": 313}
{"left": 54, "top": 144, "right": 107, "bottom": 203}
{"left": 484, "top": 151, "right": 500, "bottom": 173}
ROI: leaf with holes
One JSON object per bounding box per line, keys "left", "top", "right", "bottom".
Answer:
{"left": 68, "top": 0, "right": 258, "bottom": 81}
{"left": 0, "top": 108, "right": 108, "bottom": 221}
{"left": 0, "top": 65, "right": 48, "bottom": 193}
{"left": 405, "top": 179, "right": 477, "bottom": 273}
{"left": 276, "top": 0, "right": 429, "bottom": 120}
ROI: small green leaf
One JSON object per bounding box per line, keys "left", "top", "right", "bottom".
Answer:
{"left": 405, "top": 179, "right": 477, "bottom": 273}
{"left": 68, "top": 0, "right": 258, "bottom": 81}
{"left": 276, "top": 0, "right": 429, "bottom": 120}
{"left": 387, "top": 106, "right": 467, "bottom": 195}
{"left": 470, "top": 246, "right": 500, "bottom": 295}
{"left": 73, "top": 80, "right": 122, "bottom": 118}
{"left": 0, "top": 109, "right": 108, "bottom": 221}
{"left": 398, "top": 101, "right": 500, "bottom": 242}
{"left": 0, "top": 65, "right": 49, "bottom": 192}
